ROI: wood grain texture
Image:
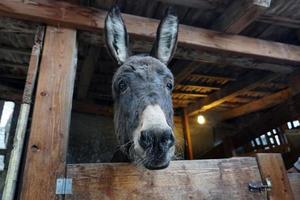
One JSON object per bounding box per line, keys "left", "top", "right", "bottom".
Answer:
{"left": 182, "top": 109, "right": 193, "bottom": 160}
{"left": 0, "top": 0, "right": 299, "bottom": 68}
{"left": 212, "top": 0, "right": 271, "bottom": 34}
{"left": 187, "top": 73, "right": 278, "bottom": 116}
{"left": 66, "top": 158, "right": 265, "bottom": 200}
{"left": 2, "top": 26, "right": 45, "bottom": 200}
{"left": 288, "top": 173, "right": 300, "bottom": 200}
{"left": 256, "top": 153, "right": 294, "bottom": 200}
{"left": 20, "top": 26, "right": 77, "bottom": 200}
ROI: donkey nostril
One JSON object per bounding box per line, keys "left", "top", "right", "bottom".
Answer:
{"left": 160, "top": 130, "right": 175, "bottom": 147}
{"left": 139, "top": 131, "right": 152, "bottom": 149}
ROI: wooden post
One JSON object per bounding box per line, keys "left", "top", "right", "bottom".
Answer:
{"left": 1, "top": 26, "right": 45, "bottom": 200}
{"left": 182, "top": 109, "right": 193, "bottom": 160}
{"left": 19, "top": 26, "right": 77, "bottom": 200}
{"left": 256, "top": 153, "right": 294, "bottom": 200}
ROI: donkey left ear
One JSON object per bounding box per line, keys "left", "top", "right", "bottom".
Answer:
{"left": 151, "top": 7, "right": 179, "bottom": 65}
{"left": 105, "top": 6, "right": 130, "bottom": 65}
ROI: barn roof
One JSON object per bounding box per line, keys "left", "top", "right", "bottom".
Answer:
{"left": 0, "top": 0, "right": 300, "bottom": 124}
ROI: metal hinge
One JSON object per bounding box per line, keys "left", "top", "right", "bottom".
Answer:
{"left": 55, "top": 178, "right": 72, "bottom": 195}
{"left": 248, "top": 177, "right": 272, "bottom": 193}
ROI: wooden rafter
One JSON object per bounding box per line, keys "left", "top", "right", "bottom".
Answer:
{"left": 175, "top": 84, "right": 220, "bottom": 91}
{"left": 173, "top": 92, "right": 207, "bottom": 98}
{"left": 211, "top": 0, "right": 271, "bottom": 34}
{"left": 186, "top": 73, "right": 278, "bottom": 116}
{"left": 0, "top": 1, "right": 299, "bottom": 73}
{"left": 258, "top": 15, "right": 300, "bottom": 29}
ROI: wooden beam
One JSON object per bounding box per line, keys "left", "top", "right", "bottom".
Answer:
{"left": 258, "top": 15, "right": 300, "bottom": 29}
{"left": 2, "top": 26, "right": 45, "bottom": 200}
{"left": 288, "top": 173, "right": 300, "bottom": 200}
{"left": 218, "top": 72, "right": 300, "bottom": 121}
{"left": 175, "top": 84, "right": 220, "bottom": 91}
{"left": 173, "top": 92, "right": 207, "bottom": 98}
{"left": 211, "top": 0, "right": 271, "bottom": 34}
{"left": 0, "top": 1, "right": 299, "bottom": 72}
{"left": 232, "top": 92, "right": 300, "bottom": 147}
{"left": 182, "top": 109, "right": 193, "bottom": 160}
{"left": 219, "top": 88, "right": 292, "bottom": 121}
{"left": 157, "top": 0, "right": 226, "bottom": 10}
{"left": 77, "top": 47, "right": 100, "bottom": 100}
{"left": 20, "top": 26, "right": 77, "bottom": 200}
{"left": 187, "top": 73, "right": 278, "bottom": 116}
{"left": 256, "top": 154, "right": 294, "bottom": 200}
{"left": 189, "top": 74, "right": 236, "bottom": 82}
{"left": 66, "top": 158, "right": 264, "bottom": 200}
{"left": 174, "top": 62, "right": 199, "bottom": 84}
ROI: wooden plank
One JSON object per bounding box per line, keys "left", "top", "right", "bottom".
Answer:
{"left": 19, "top": 26, "right": 77, "bottom": 200}
{"left": 174, "top": 62, "right": 199, "bottom": 84}
{"left": 173, "top": 92, "right": 207, "bottom": 98}
{"left": 258, "top": 15, "right": 300, "bottom": 29}
{"left": 219, "top": 88, "right": 292, "bottom": 121}
{"left": 182, "top": 109, "right": 193, "bottom": 160}
{"left": 2, "top": 26, "right": 45, "bottom": 200}
{"left": 187, "top": 73, "right": 278, "bottom": 116}
{"left": 212, "top": 0, "right": 271, "bottom": 34}
{"left": 0, "top": 0, "right": 299, "bottom": 71}
{"left": 66, "top": 158, "right": 265, "bottom": 200}
{"left": 77, "top": 47, "right": 100, "bottom": 100}
{"left": 256, "top": 153, "right": 294, "bottom": 200}
{"left": 189, "top": 74, "right": 236, "bottom": 82}
{"left": 175, "top": 84, "right": 220, "bottom": 91}
{"left": 157, "top": 0, "right": 227, "bottom": 10}
{"left": 231, "top": 92, "right": 300, "bottom": 148}
{"left": 288, "top": 173, "right": 300, "bottom": 200}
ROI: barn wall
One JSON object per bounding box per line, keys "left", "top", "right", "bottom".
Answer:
{"left": 188, "top": 117, "right": 215, "bottom": 158}
{"left": 67, "top": 112, "right": 185, "bottom": 164}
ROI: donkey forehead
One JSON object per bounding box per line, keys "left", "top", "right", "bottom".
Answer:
{"left": 114, "top": 56, "right": 174, "bottom": 80}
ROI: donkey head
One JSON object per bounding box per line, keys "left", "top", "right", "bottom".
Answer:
{"left": 105, "top": 6, "right": 178, "bottom": 170}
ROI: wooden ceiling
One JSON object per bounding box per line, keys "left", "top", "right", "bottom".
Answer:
{"left": 0, "top": 0, "right": 300, "bottom": 124}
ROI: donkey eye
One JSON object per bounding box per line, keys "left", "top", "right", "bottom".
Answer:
{"left": 118, "top": 80, "right": 128, "bottom": 92}
{"left": 166, "top": 82, "right": 173, "bottom": 90}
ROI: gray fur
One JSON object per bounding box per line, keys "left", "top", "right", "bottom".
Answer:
{"left": 105, "top": 6, "right": 178, "bottom": 169}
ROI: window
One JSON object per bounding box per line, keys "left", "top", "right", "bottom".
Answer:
{"left": 0, "top": 101, "right": 15, "bottom": 149}
{"left": 0, "top": 155, "right": 4, "bottom": 171}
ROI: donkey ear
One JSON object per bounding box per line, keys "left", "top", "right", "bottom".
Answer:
{"left": 105, "top": 6, "right": 129, "bottom": 65}
{"left": 151, "top": 7, "right": 179, "bottom": 65}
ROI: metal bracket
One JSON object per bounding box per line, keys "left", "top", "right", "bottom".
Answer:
{"left": 55, "top": 178, "right": 72, "bottom": 195}
{"left": 248, "top": 177, "right": 272, "bottom": 193}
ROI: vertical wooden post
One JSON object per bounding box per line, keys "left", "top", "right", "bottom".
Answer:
{"left": 2, "top": 26, "right": 45, "bottom": 200}
{"left": 182, "top": 109, "right": 193, "bottom": 160}
{"left": 256, "top": 153, "right": 294, "bottom": 200}
{"left": 20, "top": 26, "right": 77, "bottom": 200}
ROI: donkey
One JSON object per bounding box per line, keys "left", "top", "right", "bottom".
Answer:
{"left": 105, "top": 6, "right": 179, "bottom": 170}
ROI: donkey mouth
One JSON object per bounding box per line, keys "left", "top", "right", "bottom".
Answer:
{"left": 144, "top": 160, "right": 170, "bottom": 170}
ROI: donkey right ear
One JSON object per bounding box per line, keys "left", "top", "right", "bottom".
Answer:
{"left": 105, "top": 6, "right": 129, "bottom": 65}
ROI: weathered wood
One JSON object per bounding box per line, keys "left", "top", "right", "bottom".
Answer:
{"left": 288, "top": 173, "right": 300, "bottom": 200}
{"left": 77, "top": 47, "right": 100, "bottom": 100}
{"left": 212, "top": 0, "right": 271, "bottom": 34}
{"left": 2, "top": 26, "right": 45, "bottom": 200}
{"left": 182, "top": 109, "right": 193, "bottom": 160}
{"left": 189, "top": 74, "right": 236, "bottom": 82}
{"left": 175, "top": 84, "right": 220, "bottom": 91}
{"left": 174, "top": 62, "right": 199, "bottom": 84}
{"left": 20, "top": 26, "right": 77, "bottom": 200}
{"left": 157, "top": 0, "right": 227, "bottom": 10}
{"left": 258, "top": 15, "right": 300, "bottom": 29}
{"left": 66, "top": 158, "right": 265, "bottom": 200}
{"left": 256, "top": 153, "right": 294, "bottom": 200}
{"left": 187, "top": 73, "right": 278, "bottom": 116}
{"left": 0, "top": 0, "right": 299, "bottom": 72}
{"left": 173, "top": 92, "right": 207, "bottom": 98}
{"left": 218, "top": 88, "right": 292, "bottom": 121}
{"left": 232, "top": 92, "right": 300, "bottom": 148}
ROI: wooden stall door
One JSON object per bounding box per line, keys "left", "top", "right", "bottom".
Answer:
{"left": 66, "top": 157, "right": 266, "bottom": 200}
